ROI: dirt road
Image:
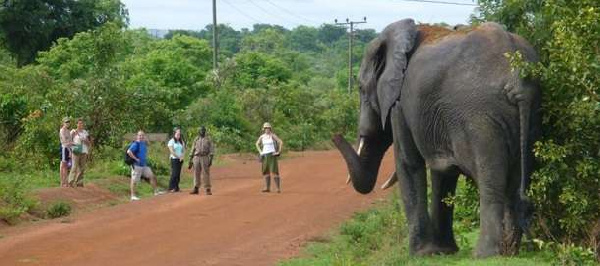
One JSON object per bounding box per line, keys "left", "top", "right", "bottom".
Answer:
{"left": 0, "top": 150, "right": 394, "bottom": 266}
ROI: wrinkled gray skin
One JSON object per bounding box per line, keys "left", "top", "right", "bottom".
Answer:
{"left": 333, "top": 19, "right": 541, "bottom": 258}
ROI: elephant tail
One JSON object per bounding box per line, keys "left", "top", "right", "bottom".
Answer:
{"left": 516, "top": 94, "right": 535, "bottom": 233}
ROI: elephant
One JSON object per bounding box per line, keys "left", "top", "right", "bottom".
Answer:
{"left": 333, "top": 19, "right": 541, "bottom": 258}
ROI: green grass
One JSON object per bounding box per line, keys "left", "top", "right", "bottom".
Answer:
{"left": 279, "top": 191, "right": 560, "bottom": 266}
{"left": 46, "top": 201, "right": 71, "bottom": 219}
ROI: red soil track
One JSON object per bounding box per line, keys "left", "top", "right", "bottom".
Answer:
{"left": 0, "top": 150, "right": 394, "bottom": 266}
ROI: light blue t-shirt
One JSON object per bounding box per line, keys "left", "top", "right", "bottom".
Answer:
{"left": 168, "top": 138, "right": 184, "bottom": 159}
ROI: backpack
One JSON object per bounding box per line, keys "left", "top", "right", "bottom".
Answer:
{"left": 124, "top": 142, "right": 136, "bottom": 166}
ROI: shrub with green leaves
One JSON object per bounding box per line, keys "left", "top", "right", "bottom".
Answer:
{"left": 474, "top": 0, "right": 600, "bottom": 250}
{"left": 46, "top": 201, "right": 72, "bottom": 219}
{"left": 0, "top": 176, "right": 37, "bottom": 224}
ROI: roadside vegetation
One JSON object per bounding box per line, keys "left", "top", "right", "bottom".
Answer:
{"left": 0, "top": 0, "right": 599, "bottom": 263}
{"left": 281, "top": 181, "right": 596, "bottom": 265}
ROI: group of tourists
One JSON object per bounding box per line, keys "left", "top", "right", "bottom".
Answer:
{"left": 59, "top": 118, "right": 284, "bottom": 201}
{"left": 59, "top": 117, "right": 91, "bottom": 188}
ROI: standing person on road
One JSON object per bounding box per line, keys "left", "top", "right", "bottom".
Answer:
{"left": 128, "top": 130, "right": 165, "bottom": 201}
{"left": 255, "top": 122, "right": 283, "bottom": 193}
{"left": 59, "top": 117, "right": 73, "bottom": 187}
{"left": 188, "top": 126, "right": 215, "bottom": 195}
{"left": 167, "top": 127, "right": 185, "bottom": 192}
{"left": 68, "top": 118, "right": 90, "bottom": 188}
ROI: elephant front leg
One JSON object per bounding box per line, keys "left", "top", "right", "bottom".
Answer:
{"left": 397, "top": 159, "right": 433, "bottom": 255}
{"left": 431, "top": 170, "right": 460, "bottom": 254}
{"left": 390, "top": 105, "right": 433, "bottom": 255}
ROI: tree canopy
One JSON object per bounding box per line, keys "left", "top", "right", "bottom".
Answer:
{"left": 0, "top": 0, "right": 128, "bottom": 67}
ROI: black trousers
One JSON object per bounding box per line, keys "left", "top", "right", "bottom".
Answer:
{"left": 169, "top": 158, "right": 183, "bottom": 191}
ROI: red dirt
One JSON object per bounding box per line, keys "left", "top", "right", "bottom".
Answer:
{"left": 0, "top": 150, "right": 395, "bottom": 266}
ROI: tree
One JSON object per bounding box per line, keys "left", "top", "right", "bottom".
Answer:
{"left": 287, "top": 25, "right": 320, "bottom": 52}
{"left": 0, "top": 0, "right": 128, "bottom": 67}
{"left": 317, "top": 24, "right": 347, "bottom": 45}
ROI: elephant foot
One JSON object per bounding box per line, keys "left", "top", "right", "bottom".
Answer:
{"left": 474, "top": 242, "right": 501, "bottom": 258}
{"left": 414, "top": 243, "right": 459, "bottom": 256}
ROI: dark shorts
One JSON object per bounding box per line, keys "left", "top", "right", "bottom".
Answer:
{"left": 61, "top": 146, "right": 70, "bottom": 162}
{"left": 261, "top": 153, "right": 279, "bottom": 175}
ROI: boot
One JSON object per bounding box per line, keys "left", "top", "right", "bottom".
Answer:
{"left": 190, "top": 186, "right": 199, "bottom": 195}
{"left": 205, "top": 188, "right": 212, "bottom": 195}
{"left": 261, "top": 176, "right": 271, "bottom": 192}
{"left": 274, "top": 176, "right": 281, "bottom": 193}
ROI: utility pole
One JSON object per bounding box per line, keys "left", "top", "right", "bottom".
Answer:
{"left": 335, "top": 17, "right": 366, "bottom": 93}
{"left": 212, "top": 0, "right": 218, "bottom": 70}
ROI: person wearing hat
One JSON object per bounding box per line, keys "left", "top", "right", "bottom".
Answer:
{"left": 255, "top": 122, "right": 283, "bottom": 193}
{"left": 59, "top": 117, "right": 73, "bottom": 187}
{"left": 188, "top": 126, "right": 215, "bottom": 195}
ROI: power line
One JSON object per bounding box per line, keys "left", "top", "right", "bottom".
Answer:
{"left": 245, "top": 0, "right": 300, "bottom": 27}
{"left": 221, "top": 0, "right": 262, "bottom": 24}
{"left": 397, "top": 0, "right": 478, "bottom": 6}
{"left": 335, "top": 17, "right": 367, "bottom": 93}
{"left": 262, "top": 0, "right": 321, "bottom": 24}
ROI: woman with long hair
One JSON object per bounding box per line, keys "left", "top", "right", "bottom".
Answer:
{"left": 167, "top": 127, "right": 185, "bottom": 192}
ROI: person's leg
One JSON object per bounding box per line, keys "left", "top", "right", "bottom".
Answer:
{"left": 272, "top": 156, "right": 281, "bottom": 193}
{"left": 130, "top": 166, "right": 141, "bottom": 200}
{"left": 201, "top": 157, "right": 212, "bottom": 195}
{"left": 191, "top": 156, "right": 201, "bottom": 194}
{"left": 60, "top": 147, "right": 68, "bottom": 187}
{"left": 68, "top": 154, "right": 80, "bottom": 187}
{"left": 261, "top": 155, "right": 271, "bottom": 192}
{"left": 169, "top": 158, "right": 177, "bottom": 191}
{"left": 75, "top": 154, "right": 87, "bottom": 187}
{"left": 174, "top": 159, "right": 182, "bottom": 191}
{"left": 143, "top": 167, "right": 160, "bottom": 193}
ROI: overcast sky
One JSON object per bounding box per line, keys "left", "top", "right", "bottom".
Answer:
{"left": 120, "top": 0, "right": 479, "bottom": 32}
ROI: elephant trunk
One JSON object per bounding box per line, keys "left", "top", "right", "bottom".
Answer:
{"left": 333, "top": 134, "right": 387, "bottom": 194}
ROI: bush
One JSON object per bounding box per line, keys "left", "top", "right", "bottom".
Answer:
{"left": 474, "top": 0, "right": 600, "bottom": 250}
{"left": 0, "top": 176, "right": 38, "bottom": 224}
{"left": 46, "top": 201, "right": 71, "bottom": 219}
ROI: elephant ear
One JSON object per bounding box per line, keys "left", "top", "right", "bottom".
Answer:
{"left": 376, "top": 19, "right": 418, "bottom": 128}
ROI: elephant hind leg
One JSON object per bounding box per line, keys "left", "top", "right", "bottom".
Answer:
{"left": 430, "top": 169, "right": 460, "bottom": 254}
{"left": 501, "top": 168, "right": 524, "bottom": 255}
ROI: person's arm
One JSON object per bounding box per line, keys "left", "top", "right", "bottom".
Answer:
{"left": 208, "top": 139, "right": 215, "bottom": 166}
{"left": 188, "top": 138, "right": 196, "bottom": 169}
{"left": 255, "top": 136, "right": 263, "bottom": 154}
{"left": 82, "top": 131, "right": 91, "bottom": 146}
{"left": 273, "top": 134, "right": 283, "bottom": 155}
{"left": 127, "top": 143, "right": 140, "bottom": 162}
{"left": 180, "top": 141, "right": 185, "bottom": 161}
{"left": 168, "top": 140, "right": 177, "bottom": 158}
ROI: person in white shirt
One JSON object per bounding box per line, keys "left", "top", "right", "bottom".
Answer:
{"left": 59, "top": 117, "right": 72, "bottom": 187}
{"left": 255, "top": 122, "right": 283, "bottom": 193}
{"left": 68, "top": 118, "right": 91, "bottom": 187}
{"left": 167, "top": 127, "right": 185, "bottom": 192}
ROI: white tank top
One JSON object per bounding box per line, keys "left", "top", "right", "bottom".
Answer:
{"left": 261, "top": 134, "right": 276, "bottom": 155}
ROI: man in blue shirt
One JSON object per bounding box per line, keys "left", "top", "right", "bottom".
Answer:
{"left": 127, "top": 130, "right": 165, "bottom": 201}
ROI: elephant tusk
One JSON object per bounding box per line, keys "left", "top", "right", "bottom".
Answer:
{"left": 346, "top": 137, "right": 365, "bottom": 185}
{"left": 357, "top": 137, "right": 364, "bottom": 155}
{"left": 381, "top": 171, "right": 397, "bottom": 189}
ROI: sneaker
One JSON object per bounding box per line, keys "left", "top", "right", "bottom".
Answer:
{"left": 130, "top": 196, "right": 140, "bottom": 201}
{"left": 154, "top": 190, "right": 166, "bottom": 196}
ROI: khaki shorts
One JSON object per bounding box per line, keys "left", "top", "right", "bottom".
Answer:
{"left": 261, "top": 153, "right": 279, "bottom": 175}
{"left": 131, "top": 165, "right": 154, "bottom": 182}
